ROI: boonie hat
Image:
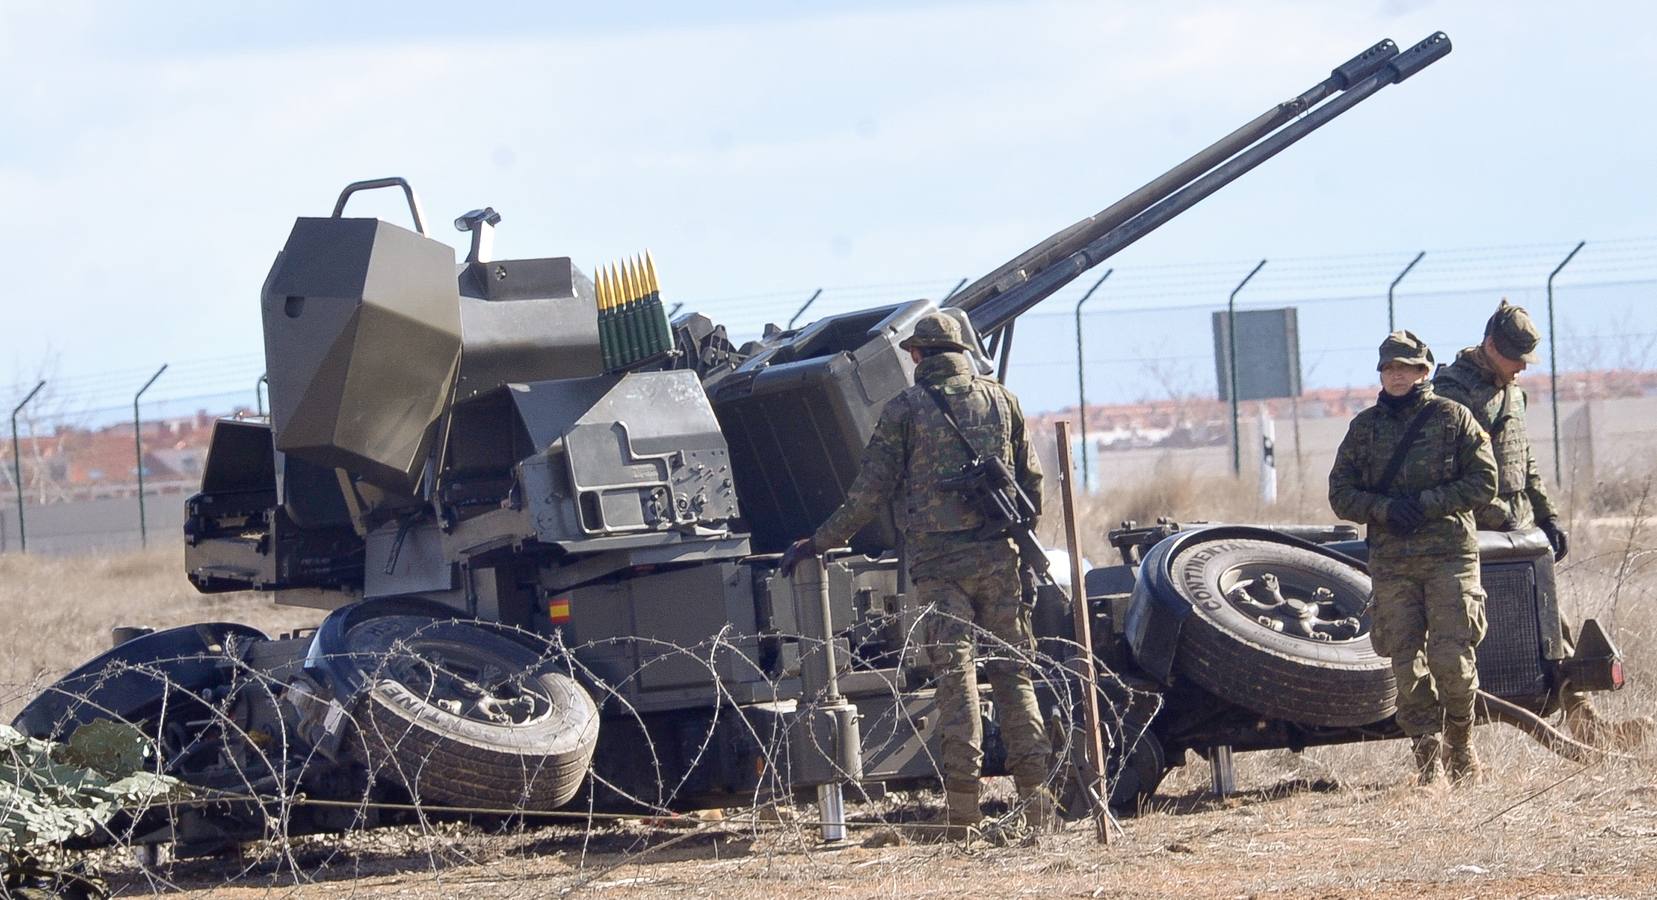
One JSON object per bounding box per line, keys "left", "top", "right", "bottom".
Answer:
{"left": 1377, "top": 329, "right": 1434, "bottom": 371}
{"left": 1484, "top": 298, "right": 1541, "bottom": 364}
{"left": 899, "top": 311, "right": 973, "bottom": 353}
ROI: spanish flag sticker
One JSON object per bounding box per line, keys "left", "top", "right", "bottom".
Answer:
{"left": 548, "top": 597, "right": 572, "bottom": 624}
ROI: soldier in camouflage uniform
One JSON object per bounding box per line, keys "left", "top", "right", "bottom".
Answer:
{"left": 782, "top": 311, "right": 1053, "bottom": 836}
{"left": 1435, "top": 300, "right": 1652, "bottom": 748}
{"left": 1433, "top": 301, "right": 1565, "bottom": 547}
{"left": 1330, "top": 331, "right": 1497, "bottom": 783}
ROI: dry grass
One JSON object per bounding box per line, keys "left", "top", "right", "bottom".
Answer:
{"left": 4, "top": 509, "right": 1657, "bottom": 896}
{"left": 100, "top": 743, "right": 1657, "bottom": 898}
{"left": 0, "top": 546, "right": 320, "bottom": 723}
{"left": 1042, "top": 456, "right": 1345, "bottom": 573}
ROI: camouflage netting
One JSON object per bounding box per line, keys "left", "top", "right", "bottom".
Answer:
{"left": 2, "top": 720, "right": 189, "bottom": 897}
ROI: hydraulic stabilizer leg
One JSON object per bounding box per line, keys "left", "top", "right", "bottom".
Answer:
{"left": 792, "top": 555, "right": 863, "bottom": 844}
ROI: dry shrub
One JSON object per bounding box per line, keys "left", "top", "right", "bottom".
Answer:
{"left": 1582, "top": 461, "right": 1657, "bottom": 517}
{"left": 1558, "top": 473, "right": 1657, "bottom": 715}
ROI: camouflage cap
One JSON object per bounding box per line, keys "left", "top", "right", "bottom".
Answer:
{"left": 1377, "top": 329, "right": 1434, "bottom": 371}
{"left": 899, "top": 311, "right": 972, "bottom": 353}
{"left": 1484, "top": 298, "right": 1541, "bottom": 364}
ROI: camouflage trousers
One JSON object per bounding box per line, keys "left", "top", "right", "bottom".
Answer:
{"left": 915, "top": 556, "right": 1051, "bottom": 804}
{"left": 1369, "top": 553, "right": 1488, "bottom": 736}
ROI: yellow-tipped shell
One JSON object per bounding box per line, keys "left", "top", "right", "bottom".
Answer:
{"left": 645, "top": 250, "right": 659, "bottom": 294}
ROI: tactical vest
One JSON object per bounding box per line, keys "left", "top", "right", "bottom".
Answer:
{"left": 902, "top": 374, "right": 1015, "bottom": 535}
{"left": 1435, "top": 359, "right": 1528, "bottom": 496}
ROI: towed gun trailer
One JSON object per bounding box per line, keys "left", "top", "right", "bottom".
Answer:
{"left": 14, "top": 32, "right": 1625, "bottom": 854}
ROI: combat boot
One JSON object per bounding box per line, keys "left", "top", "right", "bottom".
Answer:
{"left": 1409, "top": 733, "right": 1443, "bottom": 785}
{"left": 1442, "top": 716, "right": 1482, "bottom": 784}
{"left": 1016, "top": 786, "right": 1060, "bottom": 833}
{"left": 907, "top": 786, "right": 981, "bottom": 842}
{"left": 906, "top": 788, "right": 982, "bottom": 843}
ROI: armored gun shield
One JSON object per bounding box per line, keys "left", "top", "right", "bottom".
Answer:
{"left": 261, "top": 217, "right": 463, "bottom": 495}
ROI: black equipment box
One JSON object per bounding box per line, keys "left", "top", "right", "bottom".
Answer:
{"left": 710, "top": 302, "right": 932, "bottom": 553}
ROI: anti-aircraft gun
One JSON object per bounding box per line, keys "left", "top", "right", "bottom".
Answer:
{"left": 16, "top": 32, "right": 1622, "bottom": 854}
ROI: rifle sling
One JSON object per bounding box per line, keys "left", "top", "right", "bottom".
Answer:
{"left": 1373, "top": 403, "right": 1437, "bottom": 497}
{"left": 920, "top": 384, "right": 984, "bottom": 461}
{"left": 919, "top": 383, "right": 1056, "bottom": 587}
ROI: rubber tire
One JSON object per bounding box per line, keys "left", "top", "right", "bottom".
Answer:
{"left": 1168, "top": 537, "right": 1395, "bottom": 727}
{"left": 13, "top": 622, "right": 267, "bottom": 740}
{"left": 340, "top": 615, "right": 598, "bottom": 811}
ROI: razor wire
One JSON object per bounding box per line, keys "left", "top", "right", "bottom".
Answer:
{"left": 6, "top": 521, "right": 1656, "bottom": 895}
{"left": 0, "top": 599, "right": 1165, "bottom": 895}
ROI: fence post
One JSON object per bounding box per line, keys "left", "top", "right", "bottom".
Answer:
{"left": 10, "top": 380, "right": 46, "bottom": 553}
{"left": 1228, "top": 260, "right": 1267, "bottom": 477}
{"left": 1073, "top": 269, "right": 1113, "bottom": 491}
{"left": 1387, "top": 251, "right": 1425, "bottom": 333}
{"left": 134, "top": 364, "right": 168, "bottom": 548}
{"left": 1547, "top": 241, "right": 1586, "bottom": 488}
{"left": 256, "top": 373, "right": 268, "bottom": 417}
{"left": 786, "top": 288, "right": 823, "bottom": 330}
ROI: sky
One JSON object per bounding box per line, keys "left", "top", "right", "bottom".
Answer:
{"left": 2, "top": 0, "right": 1655, "bottom": 419}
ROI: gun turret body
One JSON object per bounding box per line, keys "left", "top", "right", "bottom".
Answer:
{"left": 193, "top": 34, "right": 1454, "bottom": 600}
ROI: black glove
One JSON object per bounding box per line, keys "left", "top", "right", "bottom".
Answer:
{"left": 779, "top": 537, "right": 818, "bottom": 576}
{"left": 1384, "top": 498, "right": 1426, "bottom": 534}
{"left": 1540, "top": 517, "right": 1569, "bottom": 562}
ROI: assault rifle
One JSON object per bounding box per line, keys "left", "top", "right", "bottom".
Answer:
{"left": 937, "top": 454, "right": 1056, "bottom": 588}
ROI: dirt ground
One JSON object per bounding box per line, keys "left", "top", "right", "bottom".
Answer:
{"left": 98, "top": 737, "right": 1657, "bottom": 898}
{"left": 6, "top": 512, "right": 1657, "bottom": 898}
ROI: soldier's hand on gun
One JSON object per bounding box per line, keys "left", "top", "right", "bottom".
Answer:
{"left": 779, "top": 538, "right": 819, "bottom": 576}
{"left": 1385, "top": 497, "right": 1426, "bottom": 534}
{"left": 1540, "top": 517, "right": 1569, "bottom": 562}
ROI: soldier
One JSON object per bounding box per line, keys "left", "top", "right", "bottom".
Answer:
{"left": 1330, "top": 331, "right": 1497, "bottom": 783}
{"left": 1434, "top": 299, "right": 1652, "bottom": 748}
{"left": 1433, "top": 301, "right": 1565, "bottom": 548}
{"left": 781, "top": 311, "right": 1053, "bottom": 837}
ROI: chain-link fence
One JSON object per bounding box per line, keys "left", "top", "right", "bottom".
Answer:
{"left": 0, "top": 384, "right": 257, "bottom": 555}
{"left": 3, "top": 240, "right": 1655, "bottom": 553}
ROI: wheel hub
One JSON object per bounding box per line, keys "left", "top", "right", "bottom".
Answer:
{"left": 1222, "top": 570, "right": 1364, "bottom": 642}
{"left": 383, "top": 643, "right": 552, "bottom": 726}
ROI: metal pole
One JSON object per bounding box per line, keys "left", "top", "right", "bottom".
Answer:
{"left": 256, "top": 373, "right": 268, "bottom": 417}
{"left": 1257, "top": 403, "right": 1277, "bottom": 505}
{"left": 10, "top": 380, "right": 45, "bottom": 553}
{"left": 1291, "top": 396, "right": 1305, "bottom": 507}
{"left": 940, "top": 276, "right": 968, "bottom": 302}
{"left": 134, "top": 364, "right": 167, "bottom": 548}
{"left": 1055, "top": 421, "right": 1112, "bottom": 845}
{"left": 1073, "top": 269, "right": 1113, "bottom": 491}
{"left": 1228, "top": 260, "right": 1267, "bottom": 477}
{"left": 1386, "top": 250, "right": 1425, "bottom": 333}
{"left": 786, "top": 288, "right": 824, "bottom": 330}
{"left": 792, "top": 554, "right": 859, "bottom": 843}
{"left": 1547, "top": 241, "right": 1586, "bottom": 488}
{"left": 996, "top": 320, "right": 1017, "bottom": 384}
